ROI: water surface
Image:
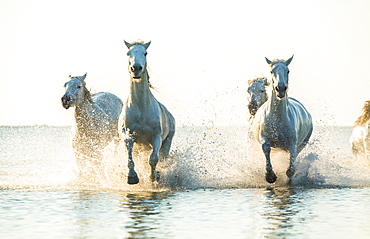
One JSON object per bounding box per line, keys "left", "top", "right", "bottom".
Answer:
{"left": 1, "top": 126, "right": 370, "bottom": 238}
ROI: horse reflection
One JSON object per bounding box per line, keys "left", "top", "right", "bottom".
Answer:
{"left": 261, "top": 187, "right": 304, "bottom": 237}
{"left": 123, "top": 191, "right": 173, "bottom": 237}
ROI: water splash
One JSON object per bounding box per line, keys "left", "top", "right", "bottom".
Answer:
{"left": 1, "top": 126, "right": 370, "bottom": 191}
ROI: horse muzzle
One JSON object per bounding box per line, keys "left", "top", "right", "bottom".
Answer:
{"left": 61, "top": 96, "right": 71, "bottom": 109}
{"left": 275, "top": 86, "right": 287, "bottom": 98}
{"left": 248, "top": 102, "right": 258, "bottom": 115}
{"left": 130, "top": 65, "right": 144, "bottom": 79}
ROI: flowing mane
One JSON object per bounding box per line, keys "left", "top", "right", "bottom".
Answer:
{"left": 248, "top": 77, "right": 269, "bottom": 86}
{"left": 268, "top": 59, "right": 287, "bottom": 66}
{"left": 126, "top": 39, "right": 146, "bottom": 46}
{"left": 354, "top": 100, "right": 370, "bottom": 126}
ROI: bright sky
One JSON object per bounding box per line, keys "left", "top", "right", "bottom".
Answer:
{"left": 1, "top": 0, "right": 370, "bottom": 126}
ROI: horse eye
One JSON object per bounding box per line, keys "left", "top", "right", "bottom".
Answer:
{"left": 270, "top": 71, "right": 273, "bottom": 74}
{"left": 287, "top": 70, "right": 290, "bottom": 74}
{"left": 77, "top": 85, "right": 81, "bottom": 89}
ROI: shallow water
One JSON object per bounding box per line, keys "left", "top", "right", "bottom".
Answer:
{"left": 1, "top": 125, "right": 370, "bottom": 238}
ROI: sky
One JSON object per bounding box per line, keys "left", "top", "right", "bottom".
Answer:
{"left": 1, "top": 0, "right": 370, "bottom": 126}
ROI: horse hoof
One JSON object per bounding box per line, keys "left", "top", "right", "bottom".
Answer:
{"left": 266, "top": 171, "right": 277, "bottom": 183}
{"left": 150, "top": 171, "right": 161, "bottom": 182}
{"left": 286, "top": 168, "right": 295, "bottom": 178}
{"left": 128, "top": 176, "right": 139, "bottom": 185}
{"left": 155, "top": 171, "right": 161, "bottom": 181}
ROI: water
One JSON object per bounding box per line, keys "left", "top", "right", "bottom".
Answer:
{"left": 1, "top": 125, "right": 370, "bottom": 238}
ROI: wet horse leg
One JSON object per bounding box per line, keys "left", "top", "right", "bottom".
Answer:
{"left": 124, "top": 136, "right": 139, "bottom": 184}
{"left": 159, "top": 130, "right": 175, "bottom": 159}
{"left": 262, "top": 137, "right": 277, "bottom": 183}
{"left": 149, "top": 134, "right": 162, "bottom": 181}
{"left": 286, "top": 145, "right": 297, "bottom": 179}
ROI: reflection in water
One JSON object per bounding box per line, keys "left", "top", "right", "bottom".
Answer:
{"left": 70, "top": 190, "right": 173, "bottom": 238}
{"left": 123, "top": 192, "right": 173, "bottom": 238}
{"left": 260, "top": 187, "right": 311, "bottom": 237}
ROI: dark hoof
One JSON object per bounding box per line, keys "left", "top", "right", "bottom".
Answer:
{"left": 286, "top": 168, "right": 295, "bottom": 178}
{"left": 266, "top": 170, "right": 277, "bottom": 183}
{"left": 128, "top": 176, "right": 139, "bottom": 185}
{"left": 150, "top": 171, "right": 160, "bottom": 182}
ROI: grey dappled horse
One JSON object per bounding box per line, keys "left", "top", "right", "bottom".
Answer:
{"left": 252, "top": 56, "right": 313, "bottom": 183}
{"left": 122, "top": 40, "right": 175, "bottom": 184}
{"left": 62, "top": 74, "right": 123, "bottom": 168}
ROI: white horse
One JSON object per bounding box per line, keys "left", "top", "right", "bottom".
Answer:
{"left": 350, "top": 100, "right": 370, "bottom": 160}
{"left": 247, "top": 77, "right": 269, "bottom": 118}
{"left": 252, "top": 56, "right": 313, "bottom": 183}
{"left": 61, "top": 73, "right": 123, "bottom": 168}
{"left": 122, "top": 40, "right": 175, "bottom": 184}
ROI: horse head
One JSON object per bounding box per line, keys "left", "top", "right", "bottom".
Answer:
{"left": 61, "top": 73, "right": 90, "bottom": 109}
{"left": 247, "top": 77, "right": 269, "bottom": 116}
{"left": 124, "top": 40, "right": 151, "bottom": 79}
{"left": 265, "top": 55, "right": 293, "bottom": 99}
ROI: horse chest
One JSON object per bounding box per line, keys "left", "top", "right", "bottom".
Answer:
{"left": 262, "top": 120, "right": 294, "bottom": 148}
{"left": 124, "top": 112, "right": 160, "bottom": 141}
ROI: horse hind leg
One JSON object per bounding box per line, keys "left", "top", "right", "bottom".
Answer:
{"left": 297, "top": 127, "right": 313, "bottom": 154}
{"left": 159, "top": 130, "right": 175, "bottom": 159}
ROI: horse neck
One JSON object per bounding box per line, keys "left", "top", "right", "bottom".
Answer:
{"left": 128, "top": 69, "right": 153, "bottom": 106}
{"left": 267, "top": 89, "right": 289, "bottom": 116}
{"left": 74, "top": 97, "right": 94, "bottom": 130}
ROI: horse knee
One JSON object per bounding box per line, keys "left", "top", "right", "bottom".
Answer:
{"left": 149, "top": 153, "right": 159, "bottom": 166}
{"left": 262, "top": 142, "right": 271, "bottom": 154}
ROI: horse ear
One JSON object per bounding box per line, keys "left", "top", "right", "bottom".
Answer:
{"left": 285, "top": 55, "right": 294, "bottom": 66}
{"left": 262, "top": 78, "right": 269, "bottom": 86}
{"left": 265, "top": 57, "right": 272, "bottom": 65}
{"left": 81, "top": 73, "right": 87, "bottom": 81}
{"left": 124, "top": 40, "right": 132, "bottom": 49}
{"left": 143, "top": 41, "right": 151, "bottom": 49}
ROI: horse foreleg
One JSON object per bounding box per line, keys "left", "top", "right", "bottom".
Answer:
{"left": 262, "top": 137, "right": 277, "bottom": 183}
{"left": 287, "top": 145, "right": 297, "bottom": 179}
{"left": 124, "top": 136, "right": 139, "bottom": 184}
{"left": 150, "top": 135, "right": 162, "bottom": 182}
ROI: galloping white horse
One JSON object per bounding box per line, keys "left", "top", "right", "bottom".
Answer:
{"left": 247, "top": 77, "right": 269, "bottom": 117}
{"left": 350, "top": 100, "right": 370, "bottom": 160}
{"left": 252, "top": 56, "right": 313, "bottom": 183}
{"left": 62, "top": 74, "right": 123, "bottom": 167}
{"left": 122, "top": 40, "right": 175, "bottom": 184}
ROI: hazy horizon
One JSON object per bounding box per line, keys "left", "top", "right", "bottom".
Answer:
{"left": 1, "top": 0, "right": 370, "bottom": 127}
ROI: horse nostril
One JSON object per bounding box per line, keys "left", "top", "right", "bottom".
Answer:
{"left": 275, "top": 86, "right": 287, "bottom": 92}
{"left": 62, "top": 95, "right": 71, "bottom": 102}
{"left": 132, "top": 65, "right": 142, "bottom": 72}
